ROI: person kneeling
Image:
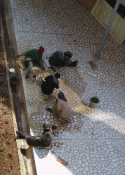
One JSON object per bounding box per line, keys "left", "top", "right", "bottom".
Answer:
{"left": 46, "top": 91, "right": 71, "bottom": 121}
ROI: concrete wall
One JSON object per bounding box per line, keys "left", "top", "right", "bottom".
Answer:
{"left": 3, "top": 1, "right": 37, "bottom": 174}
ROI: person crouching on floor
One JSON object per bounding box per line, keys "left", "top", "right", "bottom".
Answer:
{"left": 49, "top": 51, "right": 78, "bottom": 71}
{"left": 41, "top": 73, "right": 60, "bottom": 100}
{"left": 16, "top": 46, "right": 44, "bottom": 78}
{"left": 16, "top": 122, "right": 51, "bottom": 147}
{"left": 46, "top": 91, "right": 71, "bottom": 121}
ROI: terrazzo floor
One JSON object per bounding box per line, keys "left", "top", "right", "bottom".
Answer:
{"left": 9, "top": 0, "right": 125, "bottom": 174}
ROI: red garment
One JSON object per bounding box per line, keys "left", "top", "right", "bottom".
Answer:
{"left": 39, "top": 46, "right": 44, "bottom": 53}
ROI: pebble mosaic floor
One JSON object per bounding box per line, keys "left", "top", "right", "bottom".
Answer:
{"left": 10, "top": 0, "right": 125, "bottom": 174}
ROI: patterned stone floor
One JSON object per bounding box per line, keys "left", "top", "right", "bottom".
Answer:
{"left": 10, "top": 0, "right": 125, "bottom": 174}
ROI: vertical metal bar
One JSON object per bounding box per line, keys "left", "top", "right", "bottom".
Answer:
{"left": 96, "top": 0, "right": 120, "bottom": 58}
{"left": 120, "top": 0, "right": 125, "bottom": 6}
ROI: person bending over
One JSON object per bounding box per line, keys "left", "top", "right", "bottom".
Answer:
{"left": 46, "top": 91, "right": 71, "bottom": 121}
{"left": 41, "top": 73, "right": 60, "bottom": 100}
{"left": 16, "top": 46, "right": 44, "bottom": 78}
{"left": 49, "top": 51, "right": 78, "bottom": 70}
{"left": 16, "top": 122, "right": 51, "bottom": 147}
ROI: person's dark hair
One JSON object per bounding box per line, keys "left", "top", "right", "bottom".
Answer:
{"left": 55, "top": 73, "right": 60, "bottom": 79}
{"left": 64, "top": 51, "right": 72, "bottom": 58}
{"left": 58, "top": 91, "right": 67, "bottom": 102}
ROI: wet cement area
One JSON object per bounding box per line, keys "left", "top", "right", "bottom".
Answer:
{"left": 27, "top": 67, "right": 89, "bottom": 150}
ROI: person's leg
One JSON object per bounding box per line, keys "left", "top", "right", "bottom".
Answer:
{"left": 52, "top": 103, "right": 60, "bottom": 115}
{"left": 49, "top": 56, "right": 65, "bottom": 67}
{"left": 39, "top": 60, "right": 45, "bottom": 70}
{"left": 16, "top": 131, "right": 26, "bottom": 139}
{"left": 64, "top": 60, "right": 78, "bottom": 67}
{"left": 46, "top": 103, "right": 59, "bottom": 114}
{"left": 25, "top": 60, "right": 33, "bottom": 78}
{"left": 25, "top": 136, "right": 38, "bottom": 146}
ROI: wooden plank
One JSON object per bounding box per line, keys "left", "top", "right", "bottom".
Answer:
{"left": 16, "top": 60, "right": 26, "bottom": 70}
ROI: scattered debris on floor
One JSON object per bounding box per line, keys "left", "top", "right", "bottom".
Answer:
{"left": 57, "top": 157, "right": 68, "bottom": 166}
{"left": 88, "top": 60, "right": 97, "bottom": 70}
{"left": 87, "top": 72, "right": 97, "bottom": 77}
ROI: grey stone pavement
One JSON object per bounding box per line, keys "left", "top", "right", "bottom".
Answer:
{"left": 10, "top": 0, "right": 125, "bottom": 174}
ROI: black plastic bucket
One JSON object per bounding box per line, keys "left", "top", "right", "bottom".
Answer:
{"left": 89, "top": 97, "right": 99, "bottom": 108}
{"left": 9, "top": 76, "right": 18, "bottom": 86}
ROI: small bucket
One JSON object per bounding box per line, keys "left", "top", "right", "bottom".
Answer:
{"left": 9, "top": 68, "right": 15, "bottom": 73}
{"left": 89, "top": 97, "right": 99, "bottom": 108}
{"left": 9, "top": 76, "right": 18, "bottom": 85}
{"left": 9, "top": 68, "right": 18, "bottom": 86}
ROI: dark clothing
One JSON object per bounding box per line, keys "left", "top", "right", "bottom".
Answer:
{"left": 25, "top": 49, "right": 43, "bottom": 61}
{"left": 64, "top": 61, "right": 74, "bottom": 67}
{"left": 49, "top": 51, "right": 75, "bottom": 67}
{"left": 41, "top": 75, "right": 59, "bottom": 95}
{"left": 49, "top": 51, "right": 65, "bottom": 67}
{"left": 16, "top": 131, "right": 51, "bottom": 147}
{"left": 26, "top": 132, "right": 51, "bottom": 147}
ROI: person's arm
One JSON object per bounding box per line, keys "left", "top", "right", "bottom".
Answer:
{"left": 39, "top": 60, "right": 45, "bottom": 70}
{"left": 39, "top": 53, "right": 43, "bottom": 60}
{"left": 16, "top": 52, "right": 26, "bottom": 58}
